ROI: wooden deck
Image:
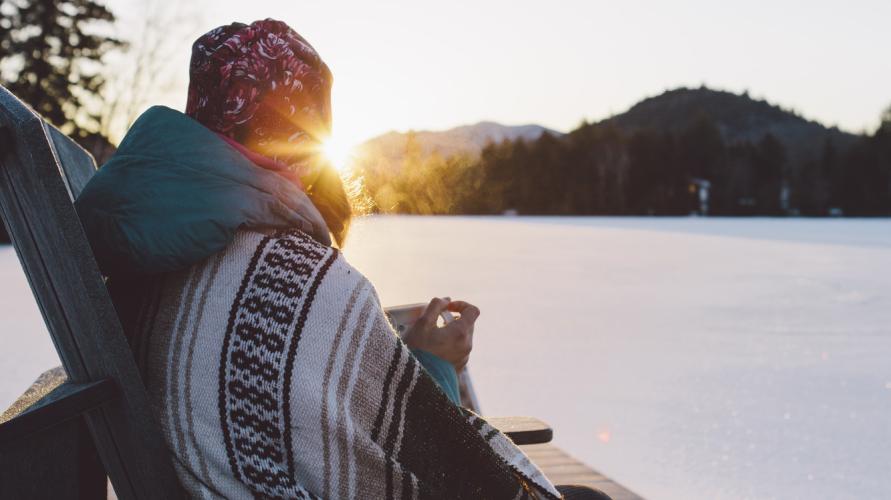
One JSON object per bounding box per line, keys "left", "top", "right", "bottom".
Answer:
{"left": 521, "top": 443, "right": 644, "bottom": 499}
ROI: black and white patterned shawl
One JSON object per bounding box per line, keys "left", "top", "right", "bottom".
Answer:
{"left": 124, "top": 228, "right": 561, "bottom": 499}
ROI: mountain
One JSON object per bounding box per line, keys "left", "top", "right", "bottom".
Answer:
{"left": 602, "top": 87, "right": 860, "bottom": 164}
{"left": 355, "top": 121, "right": 561, "bottom": 167}
{"left": 354, "top": 87, "right": 863, "bottom": 172}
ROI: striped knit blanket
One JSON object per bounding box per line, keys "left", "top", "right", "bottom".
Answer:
{"left": 126, "top": 228, "right": 561, "bottom": 499}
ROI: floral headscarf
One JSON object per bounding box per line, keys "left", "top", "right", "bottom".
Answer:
{"left": 186, "top": 19, "right": 333, "bottom": 188}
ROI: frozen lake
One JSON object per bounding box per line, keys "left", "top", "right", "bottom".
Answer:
{"left": 2, "top": 216, "right": 890, "bottom": 499}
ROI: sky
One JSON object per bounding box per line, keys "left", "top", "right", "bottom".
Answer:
{"left": 106, "top": 0, "right": 891, "bottom": 152}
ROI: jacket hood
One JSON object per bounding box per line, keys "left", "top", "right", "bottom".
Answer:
{"left": 75, "top": 105, "right": 331, "bottom": 277}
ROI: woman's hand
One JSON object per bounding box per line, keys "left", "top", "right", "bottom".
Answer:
{"left": 402, "top": 297, "right": 480, "bottom": 373}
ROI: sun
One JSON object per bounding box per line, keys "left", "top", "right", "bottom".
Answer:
{"left": 321, "top": 135, "right": 356, "bottom": 172}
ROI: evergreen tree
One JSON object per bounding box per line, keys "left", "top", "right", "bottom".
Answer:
{"left": 525, "top": 132, "right": 562, "bottom": 213}
{"left": 788, "top": 137, "right": 835, "bottom": 215}
{"left": 718, "top": 143, "right": 759, "bottom": 215}
{"left": 834, "top": 106, "right": 891, "bottom": 216}
{"left": 673, "top": 117, "right": 724, "bottom": 213}
{"left": 881, "top": 104, "right": 891, "bottom": 135}
{"left": 562, "top": 126, "right": 598, "bottom": 213}
{"left": 626, "top": 130, "right": 659, "bottom": 213}
{"left": 677, "top": 115, "right": 724, "bottom": 181}
{"left": 565, "top": 124, "right": 627, "bottom": 214}
{"left": 484, "top": 138, "right": 523, "bottom": 213}
{"left": 806, "top": 138, "right": 836, "bottom": 214}
{"left": 753, "top": 133, "right": 787, "bottom": 213}
{"left": 626, "top": 130, "right": 679, "bottom": 214}
{"left": 0, "top": 0, "right": 123, "bottom": 141}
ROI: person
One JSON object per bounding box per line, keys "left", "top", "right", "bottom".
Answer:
{"left": 76, "top": 18, "right": 610, "bottom": 500}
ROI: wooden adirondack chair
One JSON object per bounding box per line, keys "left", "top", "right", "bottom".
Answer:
{"left": 0, "top": 84, "right": 553, "bottom": 499}
{"left": 0, "top": 85, "right": 187, "bottom": 499}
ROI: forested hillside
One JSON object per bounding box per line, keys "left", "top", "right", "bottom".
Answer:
{"left": 354, "top": 87, "right": 891, "bottom": 216}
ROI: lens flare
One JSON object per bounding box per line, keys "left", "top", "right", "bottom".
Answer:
{"left": 322, "top": 135, "right": 355, "bottom": 172}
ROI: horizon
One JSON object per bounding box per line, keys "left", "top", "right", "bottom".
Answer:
{"left": 352, "top": 84, "right": 863, "bottom": 138}
{"left": 102, "top": 0, "right": 891, "bottom": 154}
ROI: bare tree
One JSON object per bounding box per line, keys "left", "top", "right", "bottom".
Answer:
{"left": 96, "top": 0, "right": 203, "bottom": 156}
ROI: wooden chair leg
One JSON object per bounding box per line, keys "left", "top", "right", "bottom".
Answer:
{"left": 76, "top": 417, "right": 108, "bottom": 500}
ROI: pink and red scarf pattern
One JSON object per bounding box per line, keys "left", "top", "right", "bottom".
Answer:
{"left": 186, "top": 19, "right": 333, "bottom": 188}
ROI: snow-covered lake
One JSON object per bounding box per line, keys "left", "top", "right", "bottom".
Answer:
{"left": 2, "top": 216, "right": 890, "bottom": 500}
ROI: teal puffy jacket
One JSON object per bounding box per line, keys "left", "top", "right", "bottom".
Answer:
{"left": 76, "top": 105, "right": 331, "bottom": 277}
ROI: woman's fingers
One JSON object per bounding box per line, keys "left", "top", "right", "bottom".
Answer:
{"left": 419, "top": 296, "right": 450, "bottom": 326}
{"left": 447, "top": 300, "right": 480, "bottom": 324}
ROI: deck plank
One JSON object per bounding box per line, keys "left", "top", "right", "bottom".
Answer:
{"left": 520, "top": 443, "right": 644, "bottom": 500}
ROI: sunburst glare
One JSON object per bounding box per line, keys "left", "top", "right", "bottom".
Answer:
{"left": 322, "top": 135, "right": 356, "bottom": 172}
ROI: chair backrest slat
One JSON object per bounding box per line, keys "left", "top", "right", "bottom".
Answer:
{"left": 46, "top": 126, "right": 95, "bottom": 199}
{"left": 0, "top": 85, "right": 183, "bottom": 499}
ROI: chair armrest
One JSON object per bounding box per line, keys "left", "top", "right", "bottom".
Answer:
{"left": 1, "top": 366, "right": 67, "bottom": 425}
{"left": 485, "top": 416, "right": 553, "bottom": 445}
{"left": 0, "top": 375, "right": 117, "bottom": 446}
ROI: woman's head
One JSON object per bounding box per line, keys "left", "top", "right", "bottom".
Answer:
{"left": 186, "top": 19, "right": 351, "bottom": 247}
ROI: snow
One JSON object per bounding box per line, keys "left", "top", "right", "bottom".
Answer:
{"left": 1, "top": 216, "right": 889, "bottom": 499}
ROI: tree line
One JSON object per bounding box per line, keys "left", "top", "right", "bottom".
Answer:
{"left": 355, "top": 110, "right": 891, "bottom": 217}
